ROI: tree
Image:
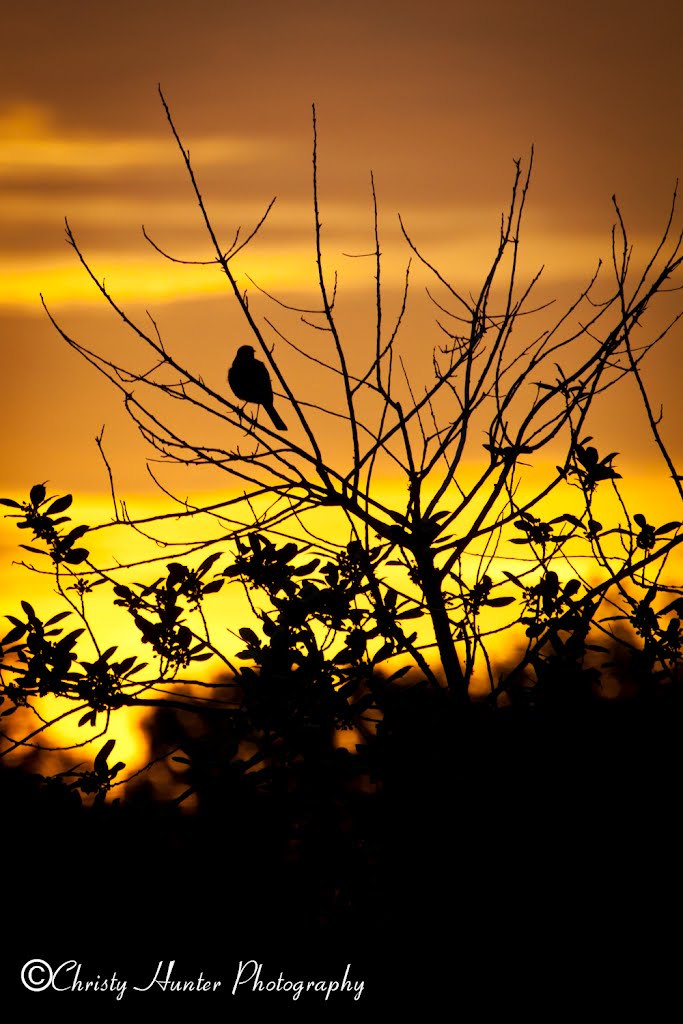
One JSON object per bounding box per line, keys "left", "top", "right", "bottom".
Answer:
{"left": 2, "top": 87, "right": 683, "bottom": 841}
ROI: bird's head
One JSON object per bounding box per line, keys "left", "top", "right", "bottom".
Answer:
{"left": 235, "top": 345, "right": 255, "bottom": 359}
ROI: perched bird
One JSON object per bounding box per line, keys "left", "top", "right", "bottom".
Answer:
{"left": 227, "top": 345, "right": 287, "bottom": 431}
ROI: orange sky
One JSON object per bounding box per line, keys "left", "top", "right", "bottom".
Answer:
{"left": 2, "top": 1, "right": 683, "bottom": 674}
{"left": 2, "top": 2, "right": 683, "bottom": 492}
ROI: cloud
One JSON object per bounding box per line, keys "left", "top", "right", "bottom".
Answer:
{"left": 0, "top": 100, "right": 286, "bottom": 180}
{"left": 0, "top": 230, "right": 624, "bottom": 312}
{"left": 0, "top": 102, "right": 665, "bottom": 311}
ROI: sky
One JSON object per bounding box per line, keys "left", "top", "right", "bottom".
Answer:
{"left": 2, "top": 2, "right": 683, "bottom": 576}
{"left": 2, "top": 0, "right": 683, "bottom": 774}
{"left": 2, "top": 1, "right": 683, "bottom": 494}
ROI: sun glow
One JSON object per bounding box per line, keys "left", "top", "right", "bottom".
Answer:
{"left": 2, "top": 463, "right": 682, "bottom": 797}
{"left": 2, "top": 98, "right": 653, "bottom": 314}
{"left": 0, "top": 100, "right": 282, "bottom": 173}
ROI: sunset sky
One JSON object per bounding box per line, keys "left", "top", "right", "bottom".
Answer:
{"left": 3, "top": 0, "right": 683, "bottom": 485}
{"left": 2, "top": 0, "right": 683, "bottom": 777}
{"left": 3, "top": 1, "right": 683, "bottom": 620}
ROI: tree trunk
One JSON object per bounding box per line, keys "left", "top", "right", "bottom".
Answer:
{"left": 413, "top": 544, "right": 468, "bottom": 701}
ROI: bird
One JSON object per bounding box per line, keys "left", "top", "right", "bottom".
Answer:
{"left": 227, "top": 345, "right": 287, "bottom": 431}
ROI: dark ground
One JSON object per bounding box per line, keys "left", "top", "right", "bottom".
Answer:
{"left": 3, "top": 692, "right": 682, "bottom": 1018}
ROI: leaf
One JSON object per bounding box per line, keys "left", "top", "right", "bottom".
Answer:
{"left": 0, "top": 497, "right": 22, "bottom": 508}
{"left": 197, "top": 552, "right": 222, "bottom": 575}
{"left": 46, "top": 494, "right": 73, "bottom": 515}
{"left": 579, "top": 446, "right": 598, "bottom": 467}
{"left": 63, "top": 548, "right": 89, "bottom": 564}
{"left": 94, "top": 739, "right": 116, "bottom": 775}
{"left": 78, "top": 710, "right": 97, "bottom": 728}
{"left": 20, "top": 600, "right": 36, "bottom": 618}
{"left": 372, "top": 642, "right": 394, "bottom": 665}
{"left": 656, "top": 521, "right": 681, "bottom": 535}
{"left": 502, "top": 571, "right": 524, "bottom": 587}
{"left": 202, "top": 579, "right": 224, "bottom": 595}
{"left": 633, "top": 513, "right": 647, "bottom": 527}
{"left": 550, "top": 513, "right": 582, "bottom": 528}
{"left": 29, "top": 483, "right": 46, "bottom": 506}
{"left": 260, "top": 616, "right": 276, "bottom": 638}
{"left": 44, "top": 611, "right": 72, "bottom": 627}
{"left": 63, "top": 524, "right": 89, "bottom": 544}
{"left": 238, "top": 627, "right": 261, "bottom": 646}
{"left": 291, "top": 558, "right": 321, "bottom": 576}
{"left": 279, "top": 543, "right": 299, "bottom": 563}
{"left": 543, "top": 571, "right": 559, "bottom": 591}
{"left": 222, "top": 565, "right": 243, "bottom": 578}
{"left": 3, "top": 643, "right": 27, "bottom": 656}
{"left": 385, "top": 665, "right": 412, "bottom": 682}
{"left": 1, "top": 623, "right": 27, "bottom": 646}
{"left": 484, "top": 596, "right": 515, "bottom": 608}
{"left": 124, "top": 663, "right": 146, "bottom": 676}
{"left": 58, "top": 628, "right": 85, "bottom": 647}
{"left": 19, "top": 545, "right": 49, "bottom": 556}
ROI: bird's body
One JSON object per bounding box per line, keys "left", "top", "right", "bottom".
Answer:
{"left": 228, "top": 345, "right": 287, "bottom": 431}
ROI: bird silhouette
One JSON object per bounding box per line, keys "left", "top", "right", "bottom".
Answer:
{"left": 228, "top": 345, "right": 287, "bottom": 431}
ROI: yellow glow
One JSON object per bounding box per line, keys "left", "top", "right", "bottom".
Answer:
{"left": 0, "top": 102, "right": 53, "bottom": 138}
{"left": 0, "top": 229, "right": 628, "bottom": 310}
{"left": 0, "top": 101, "right": 284, "bottom": 174}
{"left": 2, "top": 467, "right": 682, "bottom": 793}
{"left": 0, "top": 135, "right": 281, "bottom": 173}
{"left": 0, "top": 251, "right": 321, "bottom": 308}
{"left": 2, "top": 97, "right": 652, "bottom": 311}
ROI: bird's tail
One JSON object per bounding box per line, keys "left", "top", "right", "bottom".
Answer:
{"left": 265, "top": 404, "right": 287, "bottom": 431}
